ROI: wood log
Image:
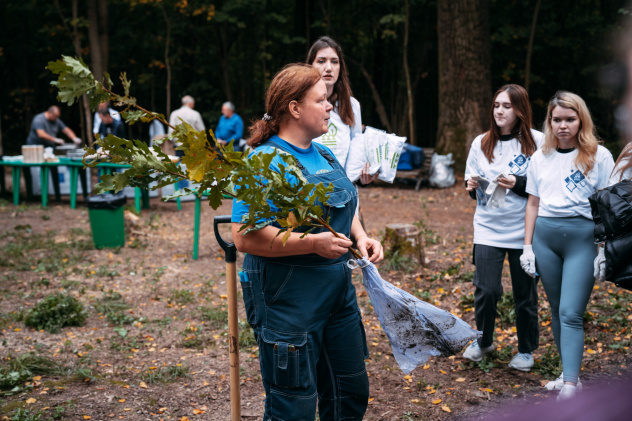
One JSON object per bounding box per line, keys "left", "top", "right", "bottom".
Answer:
{"left": 384, "top": 223, "right": 425, "bottom": 267}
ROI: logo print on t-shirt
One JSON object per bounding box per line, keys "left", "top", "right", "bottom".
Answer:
{"left": 564, "top": 170, "right": 586, "bottom": 192}
{"left": 320, "top": 123, "right": 338, "bottom": 146}
{"left": 508, "top": 154, "right": 528, "bottom": 174}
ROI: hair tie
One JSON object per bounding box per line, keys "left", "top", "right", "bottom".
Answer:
{"left": 262, "top": 113, "right": 272, "bottom": 121}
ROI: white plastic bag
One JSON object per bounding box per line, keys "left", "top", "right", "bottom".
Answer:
{"left": 429, "top": 153, "right": 456, "bottom": 188}
{"left": 364, "top": 127, "right": 385, "bottom": 175}
{"left": 344, "top": 133, "right": 367, "bottom": 183}
{"left": 378, "top": 134, "right": 407, "bottom": 183}
{"left": 349, "top": 259, "right": 480, "bottom": 374}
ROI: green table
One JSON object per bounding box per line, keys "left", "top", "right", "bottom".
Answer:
{"left": 2, "top": 158, "right": 147, "bottom": 212}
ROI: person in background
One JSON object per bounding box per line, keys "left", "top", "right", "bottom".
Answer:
{"left": 307, "top": 36, "right": 375, "bottom": 186}
{"left": 26, "top": 105, "right": 81, "bottom": 147}
{"left": 521, "top": 91, "right": 615, "bottom": 400}
{"left": 215, "top": 101, "right": 244, "bottom": 150}
{"left": 232, "top": 63, "right": 383, "bottom": 420}
{"left": 24, "top": 105, "right": 82, "bottom": 199}
{"left": 463, "top": 84, "right": 543, "bottom": 372}
{"left": 168, "top": 95, "right": 206, "bottom": 157}
{"left": 96, "top": 107, "right": 125, "bottom": 139}
{"left": 93, "top": 101, "right": 120, "bottom": 136}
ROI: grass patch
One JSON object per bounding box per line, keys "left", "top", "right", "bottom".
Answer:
{"left": 140, "top": 364, "right": 190, "bottom": 384}
{"left": 533, "top": 345, "right": 562, "bottom": 378}
{"left": 24, "top": 293, "right": 87, "bottom": 333}
{"left": 1, "top": 353, "right": 62, "bottom": 396}
{"left": 169, "top": 289, "right": 196, "bottom": 306}
{"left": 94, "top": 292, "right": 138, "bottom": 326}
{"left": 197, "top": 305, "right": 228, "bottom": 328}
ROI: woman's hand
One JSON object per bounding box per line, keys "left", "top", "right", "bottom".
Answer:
{"left": 356, "top": 236, "right": 384, "bottom": 263}
{"left": 360, "top": 163, "right": 378, "bottom": 185}
{"left": 497, "top": 174, "right": 516, "bottom": 189}
{"left": 466, "top": 178, "right": 479, "bottom": 191}
{"left": 312, "top": 232, "right": 353, "bottom": 259}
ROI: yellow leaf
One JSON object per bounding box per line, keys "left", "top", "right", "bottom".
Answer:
{"left": 368, "top": 398, "right": 375, "bottom": 402}
{"left": 119, "top": 399, "right": 125, "bottom": 403}
{"left": 32, "top": 376, "right": 42, "bottom": 381}
{"left": 432, "top": 399, "right": 442, "bottom": 405}
{"left": 411, "top": 399, "right": 420, "bottom": 403}
{"left": 423, "top": 364, "right": 430, "bottom": 369}
{"left": 455, "top": 377, "right": 465, "bottom": 382}
{"left": 180, "top": 417, "right": 190, "bottom": 421}
{"left": 193, "top": 409, "right": 206, "bottom": 414}
{"left": 439, "top": 369, "right": 447, "bottom": 374}
{"left": 442, "top": 406, "right": 452, "bottom": 413}
{"left": 26, "top": 398, "right": 36, "bottom": 404}
{"left": 83, "top": 417, "right": 92, "bottom": 420}
{"left": 139, "top": 381, "right": 148, "bottom": 389}
{"left": 403, "top": 375, "right": 412, "bottom": 380}
{"left": 123, "top": 408, "right": 131, "bottom": 411}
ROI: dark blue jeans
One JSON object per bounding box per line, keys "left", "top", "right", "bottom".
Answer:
{"left": 241, "top": 256, "right": 369, "bottom": 421}
{"left": 473, "top": 244, "right": 539, "bottom": 353}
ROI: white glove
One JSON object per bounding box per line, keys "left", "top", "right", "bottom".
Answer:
{"left": 593, "top": 246, "right": 606, "bottom": 281}
{"left": 73, "top": 137, "right": 82, "bottom": 145}
{"left": 55, "top": 137, "right": 65, "bottom": 144}
{"left": 520, "top": 245, "right": 537, "bottom": 278}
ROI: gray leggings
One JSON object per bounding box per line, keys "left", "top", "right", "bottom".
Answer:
{"left": 533, "top": 216, "right": 597, "bottom": 384}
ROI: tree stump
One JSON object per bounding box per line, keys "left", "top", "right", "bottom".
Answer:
{"left": 384, "top": 223, "right": 426, "bottom": 267}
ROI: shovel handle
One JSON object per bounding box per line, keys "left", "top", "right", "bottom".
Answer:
{"left": 214, "top": 215, "right": 236, "bottom": 263}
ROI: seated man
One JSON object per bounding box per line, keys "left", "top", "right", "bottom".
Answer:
{"left": 93, "top": 102, "right": 121, "bottom": 136}
{"left": 97, "top": 107, "right": 125, "bottom": 139}
{"left": 215, "top": 101, "right": 244, "bottom": 150}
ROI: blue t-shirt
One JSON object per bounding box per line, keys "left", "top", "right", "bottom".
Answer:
{"left": 215, "top": 114, "right": 244, "bottom": 142}
{"left": 231, "top": 135, "right": 336, "bottom": 223}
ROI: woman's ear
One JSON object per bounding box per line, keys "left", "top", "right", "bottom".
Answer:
{"left": 288, "top": 100, "right": 300, "bottom": 120}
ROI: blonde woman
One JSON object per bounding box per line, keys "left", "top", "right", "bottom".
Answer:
{"left": 521, "top": 91, "right": 615, "bottom": 400}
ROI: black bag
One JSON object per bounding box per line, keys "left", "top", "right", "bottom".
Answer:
{"left": 589, "top": 180, "right": 632, "bottom": 291}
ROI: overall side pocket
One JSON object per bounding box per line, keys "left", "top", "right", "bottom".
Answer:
{"left": 260, "top": 328, "right": 311, "bottom": 390}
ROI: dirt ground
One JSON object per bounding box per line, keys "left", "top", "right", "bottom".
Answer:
{"left": 1, "top": 173, "right": 631, "bottom": 421}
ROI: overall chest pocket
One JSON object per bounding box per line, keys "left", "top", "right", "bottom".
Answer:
{"left": 261, "top": 328, "right": 312, "bottom": 390}
{"left": 326, "top": 189, "right": 352, "bottom": 208}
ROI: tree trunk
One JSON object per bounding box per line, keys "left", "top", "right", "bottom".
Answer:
{"left": 525, "top": 0, "right": 541, "bottom": 93}
{"left": 347, "top": 57, "right": 393, "bottom": 132}
{"left": 403, "top": 0, "right": 414, "bottom": 144}
{"left": 161, "top": 4, "right": 172, "bottom": 118}
{"left": 87, "top": 0, "right": 104, "bottom": 82}
{"left": 98, "top": 0, "right": 109, "bottom": 74}
{"left": 55, "top": 0, "right": 93, "bottom": 144}
{"left": 436, "top": 0, "right": 491, "bottom": 171}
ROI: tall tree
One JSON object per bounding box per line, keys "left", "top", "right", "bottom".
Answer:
{"left": 436, "top": 0, "right": 491, "bottom": 169}
{"left": 87, "top": 0, "right": 108, "bottom": 82}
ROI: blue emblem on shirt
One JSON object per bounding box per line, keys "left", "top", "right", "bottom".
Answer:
{"left": 508, "top": 154, "right": 528, "bottom": 174}
{"left": 565, "top": 170, "right": 586, "bottom": 192}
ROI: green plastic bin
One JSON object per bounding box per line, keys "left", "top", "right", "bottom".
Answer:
{"left": 87, "top": 193, "right": 127, "bottom": 249}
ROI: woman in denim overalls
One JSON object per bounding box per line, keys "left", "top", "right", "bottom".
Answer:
{"left": 231, "top": 64, "right": 383, "bottom": 420}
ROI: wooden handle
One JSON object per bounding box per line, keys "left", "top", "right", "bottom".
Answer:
{"left": 226, "top": 262, "right": 241, "bottom": 420}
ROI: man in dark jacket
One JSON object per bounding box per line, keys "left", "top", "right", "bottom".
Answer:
{"left": 97, "top": 108, "right": 125, "bottom": 139}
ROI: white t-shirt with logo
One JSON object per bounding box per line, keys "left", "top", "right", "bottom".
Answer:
{"left": 313, "top": 97, "right": 362, "bottom": 168}
{"left": 526, "top": 145, "right": 615, "bottom": 219}
{"left": 465, "top": 129, "right": 545, "bottom": 249}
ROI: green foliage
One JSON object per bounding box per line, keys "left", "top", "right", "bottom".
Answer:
{"left": 533, "top": 345, "right": 562, "bottom": 379}
{"left": 197, "top": 305, "right": 228, "bottom": 329}
{"left": 94, "top": 292, "right": 138, "bottom": 326}
{"left": 0, "top": 353, "right": 61, "bottom": 396}
{"left": 47, "top": 58, "right": 344, "bottom": 246}
{"left": 24, "top": 294, "right": 87, "bottom": 333}
{"left": 383, "top": 250, "right": 413, "bottom": 272}
{"left": 140, "top": 364, "right": 190, "bottom": 384}
{"left": 10, "top": 408, "right": 44, "bottom": 421}
{"left": 497, "top": 292, "right": 516, "bottom": 325}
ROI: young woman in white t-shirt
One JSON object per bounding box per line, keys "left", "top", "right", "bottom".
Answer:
{"left": 463, "top": 84, "right": 543, "bottom": 371}
{"left": 307, "top": 37, "right": 374, "bottom": 185}
{"left": 521, "top": 91, "right": 615, "bottom": 400}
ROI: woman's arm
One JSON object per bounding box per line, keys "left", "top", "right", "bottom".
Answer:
{"left": 350, "top": 216, "right": 384, "bottom": 263}
{"left": 232, "top": 223, "right": 352, "bottom": 259}
{"left": 524, "top": 194, "right": 540, "bottom": 245}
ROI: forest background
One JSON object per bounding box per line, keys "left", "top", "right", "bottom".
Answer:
{"left": 0, "top": 0, "right": 629, "bottom": 168}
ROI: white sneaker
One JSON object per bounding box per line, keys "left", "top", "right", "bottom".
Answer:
{"left": 462, "top": 341, "right": 495, "bottom": 362}
{"left": 544, "top": 374, "right": 583, "bottom": 391}
{"left": 556, "top": 384, "right": 577, "bottom": 401}
{"left": 508, "top": 352, "right": 534, "bottom": 372}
